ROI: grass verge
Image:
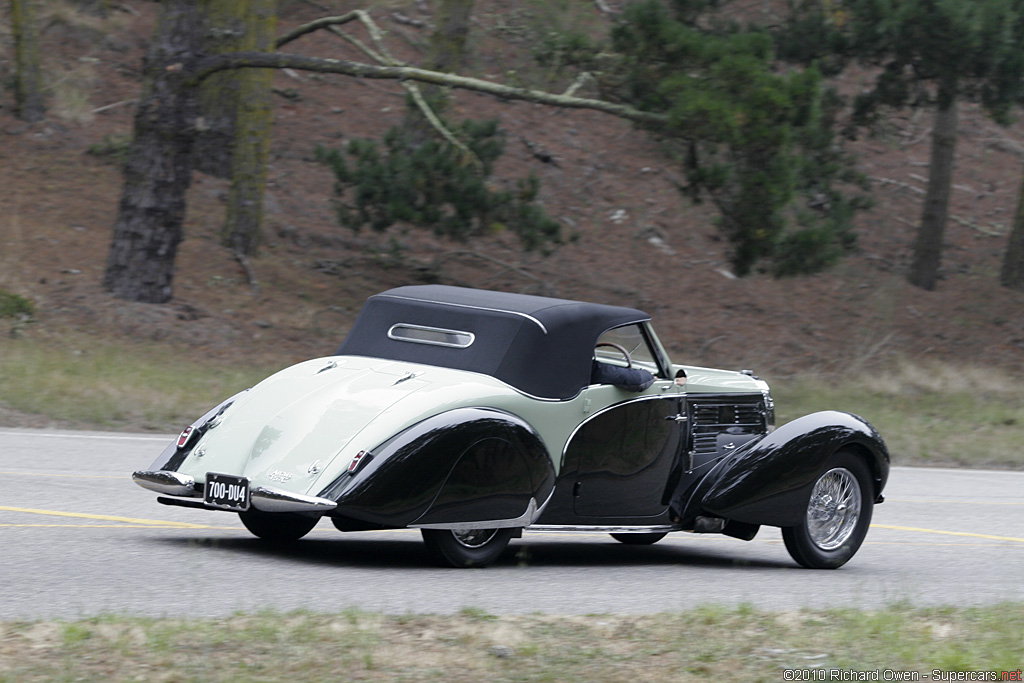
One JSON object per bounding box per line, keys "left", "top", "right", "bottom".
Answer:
{"left": 772, "top": 360, "right": 1024, "bottom": 469}
{"left": 0, "top": 334, "right": 277, "bottom": 432}
{"left": 0, "top": 605, "right": 1021, "bottom": 682}
{"left": 2, "top": 333, "right": 1023, "bottom": 468}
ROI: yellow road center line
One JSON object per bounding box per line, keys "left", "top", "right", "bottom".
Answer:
{"left": 0, "top": 471, "right": 128, "bottom": 479}
{"left": 885, "top": 498, "right": 1024, "bottom": 506}
{"left": 872, "top": 524, "right": 1024, "bottom": 543}
{"left": 0, "top": 505, "right": 210, "bottom": 528}
{"left": 0, "top": 528, "right": 232, "bottom": 532}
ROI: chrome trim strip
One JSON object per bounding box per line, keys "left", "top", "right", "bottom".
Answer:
{"left": 387, "top": 323, "right": 476, "bottom": 348}
{"left": 376, "top": 293, "right": 551, "bottom": 334}
{"left": 250, "top": 486, "right": 338, "bottom": 513}
{"left": 132, "top": 470, "right": 197, "bottom": 497}
{"left": 525, "top": 524, "right": 682, "bottom": 534}
{"left": 561, "top": 391, "right": 678, "bottom": 462}
{"left": 412, "top": 497, "right": 537, "bottom": 531}
{"left": 532, "top": 487, "right": 555, "bottom": 524}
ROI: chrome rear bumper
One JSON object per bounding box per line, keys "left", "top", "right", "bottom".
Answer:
{"left": 132, "top": 470, "right": 337, "bottom": 513}
{"left": 132, "top": 470, "right": 196, "bottom": 497}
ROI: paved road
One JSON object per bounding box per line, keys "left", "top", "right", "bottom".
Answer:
{"left": 1, "top": 428, "right": 1022, "bottom": 620}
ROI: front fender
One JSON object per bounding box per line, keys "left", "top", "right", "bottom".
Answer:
{"left": 692, "top": 411, "right": 889, "bottom": 528}
{"left": 317, "top": 408, "right": 555, "bottom": 528}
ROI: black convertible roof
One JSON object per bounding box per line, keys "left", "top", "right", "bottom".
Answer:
{"left": 336, "top": 285, "right": 650, "bottom": 400}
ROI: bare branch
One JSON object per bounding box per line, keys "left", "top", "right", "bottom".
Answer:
{"left": 318, "top": 12, "right": 482, "bottom": 169}
{"left": 275, "top": 12, "right": 361, "bottom": 49}
{"left": 594, "top": 0, "right": 621, "bottom": 14}
{"left": 188, "top": 52, "right": 669, "bottom": 129}
{"left": 405, "top": 81, "right": 484, "bottom": 171}
{"left": 563, "top": 72, "right": 596, "bottom": 98}
{"left": 391, "top": 12, "right": 426, "bottom": 28}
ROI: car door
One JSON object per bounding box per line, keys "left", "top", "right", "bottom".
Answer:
{"left": 564, "top": 387, "right": 685, "bottom": 517}
{"left": 560, "top": 323, "right": 687, "bottom": 519}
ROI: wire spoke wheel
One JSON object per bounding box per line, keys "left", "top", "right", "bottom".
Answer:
{"left": 421, "top": 527, "right": 516, "bottom": 568}
{"left": 806, "top": 468, "right": 862, "bottom": 551}
{"left": 782, "top": 450, "right": 874, "bottom": 569}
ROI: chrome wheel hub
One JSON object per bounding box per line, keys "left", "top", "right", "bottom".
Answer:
{"left": 452, "top": 529, "right": 499, "bottom": 548}
{"left": 806, "top": 467, "right": 861, "bottom": 550}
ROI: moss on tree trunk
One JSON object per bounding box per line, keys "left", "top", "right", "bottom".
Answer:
{"left": 11, "top": 0, "right": 45, "bottom": 123}
{"left": 223, "top": 0, "right": 277, "bottom": 255}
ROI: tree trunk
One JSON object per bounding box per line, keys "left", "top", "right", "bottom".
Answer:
{"left": 11, "top": 0, "right": 45, "bottom": 123}
{"left": 194, "top": 2, "right": 248, "bottom": 178}
{"left": 1000, "top": 173, "right": 1024, "bottom": 290}
{"left": 402, "top": 0, "right": 474, "bottom": 146}
{"left": 908, "top": 90, "right": 958, "bottom": 291}
{"left": 222, "top": 0, "right": 277, "bottom": 256}
{"left": 102, "top": 0, "right": 204, "bottom": 303}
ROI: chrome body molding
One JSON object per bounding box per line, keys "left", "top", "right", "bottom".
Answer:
{"left": 377, "top": 292, "right": 553, "bottom": 334}
{"left": 250, "top": 486, "right": 338, "bottom": 513}
{"left": 412, "top": 497, "right": 538, "bottom": 531}
{"left": 525, "top": 524, "right": 683, "bottom": 534}
{"left": 132, "top": 470, "right": 197, "bottom": 497}
{"left": 560, "top": 392, "right": 678, "bottom": 462}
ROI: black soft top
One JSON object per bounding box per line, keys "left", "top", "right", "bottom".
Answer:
{"left": 336, "top": 285, "right": 650, "bottom": 400}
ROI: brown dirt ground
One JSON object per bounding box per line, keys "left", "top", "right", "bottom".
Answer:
{"left": 2, "top": 1, "right": 1024, "bottom": 428}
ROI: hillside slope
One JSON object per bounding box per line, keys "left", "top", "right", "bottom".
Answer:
{"left": 2, "top": 1, "right": 1024, "bottom": 382}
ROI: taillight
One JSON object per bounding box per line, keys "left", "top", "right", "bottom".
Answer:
{"left": 347, "top": 450, "right": 372, "bottom": 474}
{"left": 176, "top": 426, "right": 195, "bottom": 449}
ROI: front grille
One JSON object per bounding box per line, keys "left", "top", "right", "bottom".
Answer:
{"left": 689, "top": 395, "right": 766, "bottom": 459}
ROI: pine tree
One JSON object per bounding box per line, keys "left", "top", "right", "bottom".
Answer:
{"left": 781, "top": 0, "right": 1024, "bottom": 290}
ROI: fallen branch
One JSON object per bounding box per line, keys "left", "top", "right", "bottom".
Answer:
{"left": 951, "top": 215, "right": 1006, "bottom": 237}
{"left": 870, "top": 176, "right": 925, "bottom": 196}
{"left": 436, "top": 250, "right": 548, "bottom": 289}
{"left": 91, "top": 98, "right": 136, "bottom": 114}
{"left": 234, "top": 250, "right": 260, "bottom": 295}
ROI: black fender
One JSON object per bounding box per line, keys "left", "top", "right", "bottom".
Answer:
{"left": 686, "top": 411, "right": 889, "bottom": 528}
{"left": 317, "top": 408, "right": 555, "bottom": 529}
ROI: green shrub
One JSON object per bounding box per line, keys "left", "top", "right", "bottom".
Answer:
{"left": 0, "top": 289, "right": 35, "bottom": 318}
{"left": 316, "top": 119, "right": 562, "bottom": 252}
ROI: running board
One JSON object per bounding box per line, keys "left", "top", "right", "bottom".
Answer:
{"left": 526, "top": 524, "right": 683, "bottom": 534}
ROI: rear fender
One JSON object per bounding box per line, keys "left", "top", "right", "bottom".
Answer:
{"left": 685, "top": 411, "right": 889, "bottom": 528}
{"left": 146, "top": 390, "right": 249, "bottom": 473}
{"left": 317, "top": 408, "right": 555, "bottom": 528}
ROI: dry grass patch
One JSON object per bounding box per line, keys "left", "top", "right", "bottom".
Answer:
{"left": 772, "top": 359, "right": 1024, "bottom": 468}
{"left": 0, "top": 605, "right": 1021, "bottom": 682}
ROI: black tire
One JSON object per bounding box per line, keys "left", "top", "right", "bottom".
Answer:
{"left": 610, "top": 532, "right": 667, "bottom": 545}
{"left": 239, "top": 509, "right": 320, "bottom": 543}
{"left": 782, "top": 450, "right": 874, "bottom": 569}
{"left": 421, "top": 528, "right": 516, "bottom": 568}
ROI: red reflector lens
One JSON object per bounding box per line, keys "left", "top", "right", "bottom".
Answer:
{"left": 348, "top": 451, "right": 368, "bottom": 473}
{"left": 177, "top": 426, "right": 194, "bottom": 449}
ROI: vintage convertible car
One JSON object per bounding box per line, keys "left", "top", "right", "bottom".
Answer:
{"left": 134, "top": 285, "right": 889, "bottom": 569}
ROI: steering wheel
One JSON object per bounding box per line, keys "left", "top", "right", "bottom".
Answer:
{"left": 595, "top": 341, "right": 632, "bottom": 368}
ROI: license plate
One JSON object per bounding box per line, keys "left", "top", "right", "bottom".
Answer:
{"left": 205, "top": 473, "right": 250, "bottom": 511}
